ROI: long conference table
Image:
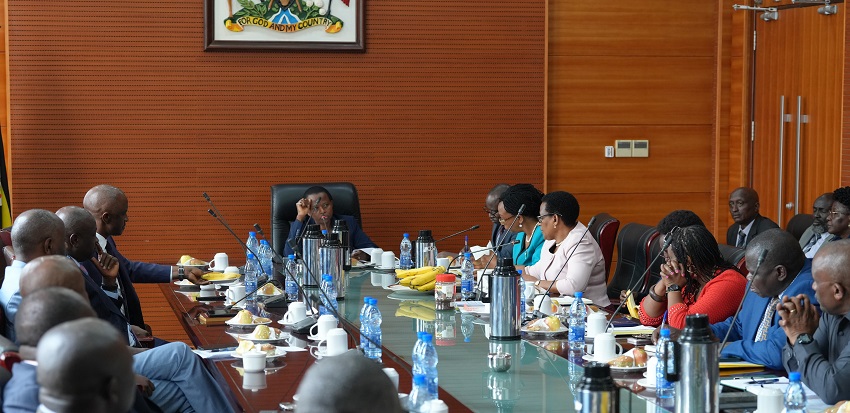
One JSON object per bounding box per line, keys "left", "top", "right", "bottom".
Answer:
{"left": 160, "top": 268, "right": 673, "bottom": 413}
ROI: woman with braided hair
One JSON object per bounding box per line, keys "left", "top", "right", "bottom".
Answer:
{"left": 639, "top": 225, "right": 747, "bottom": 329}
{"left": 496, "top": 184, "right": 545, "bottom": 266}
{"left": 827, "top": 186, "right": 850, "bottom": 240}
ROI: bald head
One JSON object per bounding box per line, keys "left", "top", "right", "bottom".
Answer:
{"left": 813, "top": 240, "right": 850, "bottom": 287}
{"left": 746, "top": 229, "right": 805, "bottom": 298}
{"left": 729, "top": 187, "right": 761, "bottom": 225}
{"left": 17, "top": 287, "right": 95, "bottom": 347}
{"left": 296, "top": 350, "right": 402, "bottom": 413}
{"left": 83, "top": 185, "right": 128, "bottom": 237}
{"left": 20, "top": 256, "right": 87, "bottom": 299}
{"left": 57, "top": 205, "right": 99, "bottom": 262}
{"left": 11, "top": 209, "right": 66, "bottom": 262}
{"left": 486, "top": 184, "right": 511, "bottom": 222}
{"left": 37, "top": 318, "right": 135, "bottom": 413}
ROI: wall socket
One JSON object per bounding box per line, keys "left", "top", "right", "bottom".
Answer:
{"left": 605, "top": 146, "right": 614, "bottom": 158}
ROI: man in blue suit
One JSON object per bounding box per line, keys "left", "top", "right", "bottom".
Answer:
{"left": 710, "top": 228, "right": 819, "bottom": 370}
{"left": 284, "top": 185, "right": 378, "bottom": 258}
{"left": 83, "top": 185, "right": 208, "bottom": 329}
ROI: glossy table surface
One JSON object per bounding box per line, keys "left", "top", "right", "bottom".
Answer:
{"left": 161, "top": 269, "right": 670, "bottom": 412}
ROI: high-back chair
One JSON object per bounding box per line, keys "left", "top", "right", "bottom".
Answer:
{"left": 785, "top": 213, "right": 814, "bottom": 242}
{"left": 718, "top": 244, "right": 748, "bottom": 274}
{"left": 270, "top": 183, "right": 362, "bottom": 257}
{"left": 588, "top": 213, "right": 620, "bottom": 279}
{"left": 608, "top": 223, "right": 660, "bottom": 299}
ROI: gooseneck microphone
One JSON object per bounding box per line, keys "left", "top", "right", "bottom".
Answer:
{"left": 444, "top": 239, "right": 521, "bottom": 272}
{"left": 718, "top": 248, "right": 769, "bottom": 355}
{"left": 434, "top": 225, "right": 480, "bottom": 243}
{"left": 532, "top": 216, "right": 597, "bottom": 319}
{"left": 474, "top": 204, "right": 526, "bottom": 300}
{"left": 603, "top": 227, "right": 678, "bottom": 332}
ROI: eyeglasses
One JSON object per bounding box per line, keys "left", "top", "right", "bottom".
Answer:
{"left": 482, "top": 206, "right": 499, "bottom": 218}
{"left": 537, "top": 213, "right": 558, "bottom": 221}
{"left": 498, "top": 215, "right": 514, "bottom": 224}
{"left": 829, "top": 210, "right": 850, "bottom": 218}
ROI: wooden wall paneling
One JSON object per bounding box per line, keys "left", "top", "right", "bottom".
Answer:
{"left": 846, "top": 0, "right": 850, "bottom": 185}
{"left": 713, "top": 0, "right": 735, "bottom": 235}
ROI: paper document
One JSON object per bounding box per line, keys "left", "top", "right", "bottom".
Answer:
{"left": 610, "top": 326, "right": 655, "bottom": 336}
{"left": 721, "top": 378, "right": 830, "bottom": 411}
{"left": 469, "top": 244, "right": 493, "bottom": 260}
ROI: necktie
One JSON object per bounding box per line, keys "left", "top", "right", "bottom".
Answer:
{"left": 803, "top": 233, "right": 820, "bottom": 254}
{"left": 755, "top": 297, "right": 780, "bottom": 342}
{"left": 736, "top": 229, "right": 747, "bottom": 248}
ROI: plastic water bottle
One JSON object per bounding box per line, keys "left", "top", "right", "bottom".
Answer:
{"left": 364, "top": 297, "right": 382, "bottom": 360}
{"left": 460, "top": 314, "right": 474, "bottom": 342}
{"left": 458, "top": 236, "right": 471, "bottom": 263}
{"left": 407, "top": 374, "right": 431, "bottom": 413}
{"left": 400, "top": 233, "right": 413, "bottom": 270}
{"left": 359, "top": 297, "right": 373, "bottom": 350}
{"left": 412, "top": 331, "right": 426, "bottom": 375}
{"left": 785, "top": 372, "right": 807, "bottom": 413}
{"left": 421, "top": 333, "right": 439, "bottom": 399}
{"left": 320, "top": 274, "right": 338, "bottom": 315}
{"left": 284, "top": 254, "right": 299, "bottom": 301}
{"left": 460, "top": 253, "right": 475, "bottom": 300}
{"left": 656, "top": 328, "right": 675, "bottom": 399}
{"left": 244, "top": 253, "right": 258, "bottom": 302}
{"left": 517, "top": 270, "right": 526, "bottom": 315}
{"left": 246, "top": 232, "right": 260, "bottom": 265}
{"left": 568, "top": 291, "right": 587, "bottom": 353}
{"left": 258, "top": 239, "right": 274, "bottom": 277}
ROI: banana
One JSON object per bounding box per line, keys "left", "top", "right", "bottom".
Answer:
{"left": 409, "top": 266, "right": 445, "bottom": 287}
{"left": 625, "top": 290, "right": 640, "bottom": 319}
{"left": 399, "top": 276, "right": 414, "bottom": 286}
{"left": 395, "top": 266, "right": 437, "bottom": 278}
{"left": 416, "top": 280, "right": 436, "bottom": 291}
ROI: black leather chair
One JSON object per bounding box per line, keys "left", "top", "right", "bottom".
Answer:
{"left": 589, "top": 213, "right": 620, "bottom": 279}
{"left": 718, "top": 244, "right": 748, "bottom": 273}
{"left": 786, "top": 213, "right": 814, "bottom": 241}
{"left": 608, "top": 223, "right": 660, "bottom": 300}
{"left": 270, "top": 183, "right": 362, "bottom": 257}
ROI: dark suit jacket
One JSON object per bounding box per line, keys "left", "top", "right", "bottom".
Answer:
{"left": 106, "top": 236, "right": 171, "bottom": 284}
{"left": 78, "top": 260, "right": 135, "bottom": 341}
{"left": 725, "top": 215, "right": 780, "bottom": 247}
{"left": 284, "top": 214, "right": 377, "bottom": 256}
{"left": 87, "top": 240, "right": 147, "bottom": 329}
{"left": 491, "top": 223, "right": 516, "bottom": 262}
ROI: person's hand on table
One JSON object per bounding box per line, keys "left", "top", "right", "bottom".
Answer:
{"left": 351, "top": 250, "right": 370, "bottom": 263}
{"left": 295, "top": 198, "right": 313, "bottom": 222}
{"left": 778, "top": 294, "right": 819, "bottom": 344}
{"left": 184, "top": 267, "right": 209, "bottom": 285}
{"left": 521, "top": 273, "right": 537, "bottom": 283}
{"left": 652, "top": 325, "right": 681, "bottom": 344}
{"left": 135, "top": 374, "right": 155, "bottom": 398}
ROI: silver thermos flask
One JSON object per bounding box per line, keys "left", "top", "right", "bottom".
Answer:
{"left": 300, "top": 224, "right": 323, "bottom": 287}
{"left": 576, "top": 362, "right": 619, "bottom": 413}
{"left": 320, "top": 236, "right": 344, "bottom": 299}
{"left": 668, "top": 314, "right": 719, "bottom": 413}
{"left": 489, "top": 257, "right": 521, "bottom": 340}
{"left": 415, "top": 230, "right": 437, "bottom": 268}
{"left": 331, "top": 219, "right": 351, "bottom": 271}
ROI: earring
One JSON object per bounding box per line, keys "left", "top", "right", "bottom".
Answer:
{"left": 519, "top": 223, "right": 523, "bottom": 228}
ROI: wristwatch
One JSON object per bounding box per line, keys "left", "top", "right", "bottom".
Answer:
{"left": 666, "top": 284, "right": 681, "bottom": 293}
{"left": 177, "top": 266, "right": 185, "bottom": 281}
{"left": 796, "top": 333, "right": 814, "bottom": 345}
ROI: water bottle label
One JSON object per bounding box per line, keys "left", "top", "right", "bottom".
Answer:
{"left": 461, "top": 280, "right": 473, "bottom": 293}
{"left": 568, "top": 326, "right": 585, "bottom": 342}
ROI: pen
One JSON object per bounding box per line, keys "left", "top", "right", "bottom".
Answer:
{"left": 747, "top": 378, "right": 780, "bottom": 385}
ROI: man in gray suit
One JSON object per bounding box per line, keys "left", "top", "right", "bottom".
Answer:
{"left": 798, "top": 193, "right": 835, "bottom": 258}
{"left": 726, "top": 187, "right": 779, "bottom": 248}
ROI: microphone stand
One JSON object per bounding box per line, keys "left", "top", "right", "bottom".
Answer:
{"left": 445, "top": 239, "right": 521, "bottom": 272}
{"left": 532, "top": 216, "right": 597, "bottom": 319}
{"left": 474, "top": 204, "right": 526, "bottom": 301}
{"left": 603, "top": 227, "right": 678, "bottom": 332}
{"left": 718, "top": 248, "right": 768, "bottom": 354}
{"left": 434, "top": 225, "right": 480, "bottom": 243}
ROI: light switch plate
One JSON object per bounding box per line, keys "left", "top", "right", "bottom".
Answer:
{"left": 605, "top": 146, "right": 614, "bottom": 158}
{"left": 615, "top": 140, "right": 632, "bottom": 157}
{"left": 632, "top": 140, "right": 649, "bottom": 157}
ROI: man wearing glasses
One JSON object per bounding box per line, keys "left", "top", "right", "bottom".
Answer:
{"left": 484, "top": 184, "right": 515, "bottom": 264}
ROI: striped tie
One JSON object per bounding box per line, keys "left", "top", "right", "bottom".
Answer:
{"left": 755, "top": 297, "right": 780, "bottom": 342}
{"left": 736, "top": 229, "right": 747, "bottom": 248}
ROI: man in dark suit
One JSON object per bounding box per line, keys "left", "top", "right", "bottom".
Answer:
{"left": 726, "top": 187, "right": 779, "bottom": 248}
{"left": 486, "top": 183, "right": 515, "bottom": 263}
{"left": 83, "top": 185, "right": 208, "bottom": 329}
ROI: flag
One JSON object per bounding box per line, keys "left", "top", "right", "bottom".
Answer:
{"left": 0, "top": 129, "right": 11, "bottom": 228}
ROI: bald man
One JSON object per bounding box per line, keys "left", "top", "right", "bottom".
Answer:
{"left": 780, "top": 239, "right": 850, "bottom": 404}
{"left": 799, "top": 192, "right": 836, "bottom": 258}
{"left": 726, "top": 187, "right": 779, "bottom": 248}
{"left": 19, "top": 256, "right": 87, "bottom": 299}
{"left": 37, "top": 318, "right": 137, "bottom": 413}
{"left": 709, "top": 229, "right": 818, "bottom": 370}
{"left": 0, "top": 209, "right": 66, "bottom": 341}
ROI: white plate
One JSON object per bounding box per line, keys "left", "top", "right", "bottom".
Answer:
{"left": 231, "top": 347, "right": 287, "bottom": 360}
{"left": 225, "top": 317, "right": 273, "bottom": 327}
{"left": 307, "top": 334, "right": 324, "bottom": 341}
{"left": 637, "top": 378, "right": 656, "bottom": 388}
{"left": 173, "top": 279, "right": 197, "bottom": 287}
{"left": 387, "top": 291, "right": 434, "bottom": 301}
{"left": 581, "top": 354, "right": 647, "bottom": 371}
{"left": 230, "top": 362, "right": 285, "bottom": 375}
{"left": 257, "top": 287, "right": 283, "bottom": 297}
{"left": 552, "top": 296, "right": 593, "bottom": 306}
{"left": 373, "top": 265, "right": 396, "bottom": 271}
{"left": 352, "top": 262, "right": 375, "bottom": 268}
{"left": 521, "top": 325, "right": 568, "bottom": 335}
{"left": 237, "top": 331, "right": 290, "bottom": 344}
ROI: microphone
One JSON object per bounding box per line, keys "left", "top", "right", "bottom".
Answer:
{"left": 434, "top": 225, "right": 480, "bottom": 243}
{"left": 532, "top": 216, "right": 597, "bottom": 319}
{"left": 718, "top": 248, "right": 769, "bottom": 355}
{"left": 225, "top": 280, "right": 275, "bottom": 310}
{"left": 603, "top": 227, "right": 678, "bottom": 332}
{"left": 445, "top": 239, "right": 521, "bottom": 272}
{"left": 474, "top": 204, "right": 526, "bottom": 300}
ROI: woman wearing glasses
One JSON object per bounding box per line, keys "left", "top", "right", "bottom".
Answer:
{"left": 521, "top": 191, "right": 611, "bottom": 307}
{"left": 497, "top": 184, "right": 545, "bottom": 266}
{"left": 638, "top": 225, "right": 747, "bottom": 329}
{"left": 826, "top": 186, "right": 850, "bottom": 240}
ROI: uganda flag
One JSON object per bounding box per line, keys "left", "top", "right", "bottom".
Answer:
{"left": 0, "top": 129, "right": 10, "bottom": 228}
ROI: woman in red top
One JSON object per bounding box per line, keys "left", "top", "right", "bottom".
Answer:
{"left": 639, "top": 225, "right": 747, "bottom": 329}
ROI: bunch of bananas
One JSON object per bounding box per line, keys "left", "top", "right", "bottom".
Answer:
{"left": 395, "top": 266, "right": 446, "bottom": 291}
{"left": 625, "top": 290, "right": 640, "bottom": 319}
{"left": 395, "top": 300, "right": 436, "bottom": 321}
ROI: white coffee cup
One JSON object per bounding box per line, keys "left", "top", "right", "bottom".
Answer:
{"left": 586, "top": 312, "right": 608, "bottom": 338}
{"left": 593, "top": 332, "right": 623, "bottom": 362}
{"left": 282, "top": 302, "right": 307, "bottom": 324}
{"left": 371, "top": 271, "right": 382, "bottom": 286}
{"left": 224, "top": 266, "right": 240, "bottom": 274}
{"left": 754, "top": 387, "right": 784, "bottom": 413}
{"left": 242, "top": 351, "right": 267, "bottom": 372}
{"left": 645, "top": 356, "right": 658, "bottom": 386}
{"left": 436, "top": 257, "right": 451, "bottom": 269}
{"left": 226, "top": 285, "right": 246, "bottom": 304}
{"left": 310, "top": 345, "right": 328, "bottom": 359}
{"left": 381, "top": 251, "right": 396, "bottom": 269}
{"left": 242, "top": 370, "right": 267, "bottom": 391}
{"left": 534, "top": 294, "right": 556, "bottom": 315}
{"left": 210, "top": 253, "right": 229, "bottom": 271}
{"left": 524, "top": 281, "right": 537, "bottom": 300}
{"left": 309, "top": 315, "right": 338, "bottom": 340}
{"left": 316, "top": 328, "right": 348, "bottom": 357}
{"left": 382, "top": 367, "right": 399, "bottom": 391}
{"left": 370, "top": 249, "right": 384, "bottom": 265}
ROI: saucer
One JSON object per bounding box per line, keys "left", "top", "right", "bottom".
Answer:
{"left": 636, "top": 378, "right": 656, "bottom": 388}
{"left": 307, "top": 334, "right": 325, "bottom": 341}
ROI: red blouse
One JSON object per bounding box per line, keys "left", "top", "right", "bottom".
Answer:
{"left": 638, "top": 268, "right": 747, "bottom": 329}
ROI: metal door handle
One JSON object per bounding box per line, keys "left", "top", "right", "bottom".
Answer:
{"left": 778, "top": 96, "right": 788, "bottom": 224}
{"left": 794, "top": 96, "right": 806, "bottom": 216}
{"left": 786, "top": 202, "right": 794, "bottom": 210}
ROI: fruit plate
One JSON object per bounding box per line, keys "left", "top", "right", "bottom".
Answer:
{"left": 235, "top": 331, "right": 290, "bottom": 344}
{"left": 202, "top": 272, "right": 241, "bottom": 283}
{"left": 521, "top": 325, "right": 568, "bottom": 335}
{"left": 231, "top": 347, "right": 287, "bottom": 360}
{"left": 581, "top": 354, "right": 647, "bottom": 371}
{"left": 225, "top": 316, "right": 273, "bottom": 327}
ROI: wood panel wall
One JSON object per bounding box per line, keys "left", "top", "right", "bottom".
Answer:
{"left": 6, "top": 0, "right": 545, "bottom": 341}
{"left": 547, "top": 1, "right": 727, "bottom": 234}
